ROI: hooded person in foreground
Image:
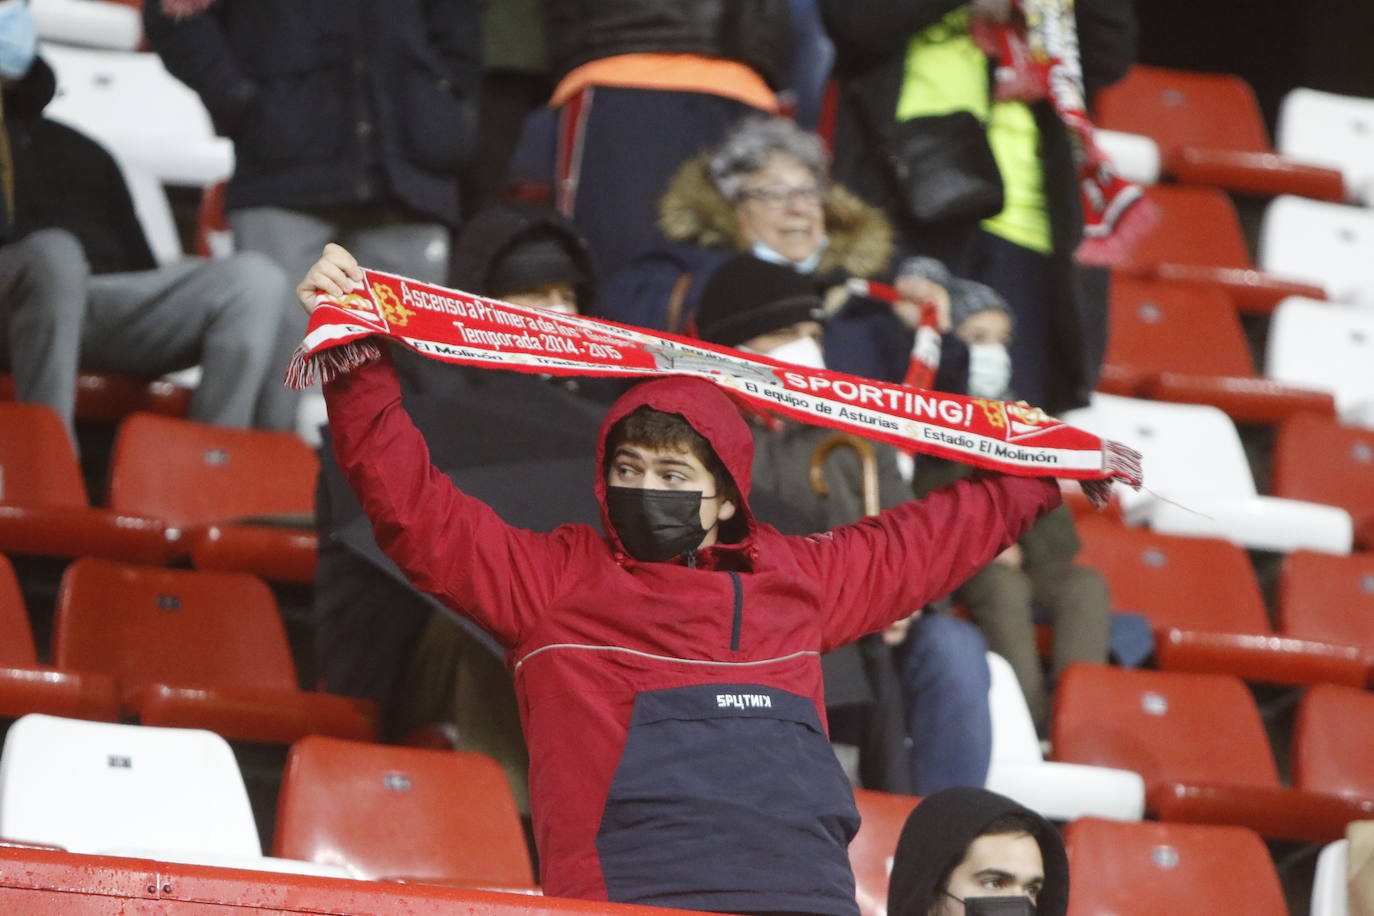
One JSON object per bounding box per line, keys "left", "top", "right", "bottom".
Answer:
{"left": 300, "top": 243, "right": 1061, "bottom": 916}
{"left": 888, "top": 787, "right": 1069, "bottom": 916}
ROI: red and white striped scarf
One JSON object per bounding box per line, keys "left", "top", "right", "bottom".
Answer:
{"left": 973, "top": 0, "right": 1154, "bottom": 266}
{"left": 288, "top": 268, "right": 1142, "bottom": 507}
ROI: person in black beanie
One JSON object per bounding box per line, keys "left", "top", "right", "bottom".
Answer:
{"left": 696, "top": 253, "right": 996, "bottom": 798}
{"left": 888, "top": 787, "right": 1069, "bottom": 916}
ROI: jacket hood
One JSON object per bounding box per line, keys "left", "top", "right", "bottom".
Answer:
{"left": 657, "top": 154, "right": 894, "bottom": 279}
{"left": 449, "top": 201, "right": 600, "bottom": 315}
{"left": 594, "top": 376, "right": 756, "bottom": 564}
{"left": 888, "top": 788, "right": 1069, "bottom": 916}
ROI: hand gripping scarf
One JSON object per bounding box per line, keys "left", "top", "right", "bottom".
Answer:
{"left": 287, "top": 268, "right": 1143, "bottom": 508}
{"left": 971, "top": 0, "right": 1155, "bottom": 266}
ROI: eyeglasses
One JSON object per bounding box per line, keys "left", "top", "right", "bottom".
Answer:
{"left": 736, "top": 184, "right": 825, "bottom": 209}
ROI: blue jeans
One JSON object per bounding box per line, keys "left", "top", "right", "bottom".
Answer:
{"left": 900, "top": 614, "right": 992, "bottom": 795}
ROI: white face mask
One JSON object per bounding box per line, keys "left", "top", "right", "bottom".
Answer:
{"left": 753, "top": 335, "right": 826, "bottom": 370}
{"left": 967, "top": 343, "right": 1012, "bottom": 399}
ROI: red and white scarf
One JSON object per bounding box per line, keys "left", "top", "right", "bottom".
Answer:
{"left": 288, "top": 268, "right": 1142, "bottom": 507}
{"left": 972, "top": 0, "right": 1154, "bottom": 266}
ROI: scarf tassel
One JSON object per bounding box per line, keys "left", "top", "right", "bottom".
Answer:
{"left": 284, "top": 339, "right": 381, "bottom": 390}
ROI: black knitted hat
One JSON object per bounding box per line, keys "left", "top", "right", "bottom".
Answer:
{"left": 696, "top": 254, "right": 824, "bottom": 347}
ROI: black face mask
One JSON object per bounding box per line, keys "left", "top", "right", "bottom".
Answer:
{"left": 605, "top": 486, "right": 715, "bottom": 562}
{"left": 954, "top": 894, "right": 1037, "bottom": 915}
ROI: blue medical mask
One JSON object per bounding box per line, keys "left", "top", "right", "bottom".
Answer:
{"left": 750, "top": 237, "right": 828, "bottom": 275}
{"left": 0, "top": 1, "right": 37, "bottom": 81}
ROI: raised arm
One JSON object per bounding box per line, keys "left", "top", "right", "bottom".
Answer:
{"left": 305, "top": 248, "right": 570, "bottom": 647}
{"left": 800, "top": 473, "right": 1061, "bottom": 649}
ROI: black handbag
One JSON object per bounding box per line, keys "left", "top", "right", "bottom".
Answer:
{"left": 851, "top": 85, "right": 1005, "bottom": 225}
{"left": 885, "top": 110, "right": 1005, "bottom": 224}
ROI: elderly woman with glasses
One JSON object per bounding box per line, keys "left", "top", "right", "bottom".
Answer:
{"left": 601, "top": 116, "right": 958, "bottom": 384}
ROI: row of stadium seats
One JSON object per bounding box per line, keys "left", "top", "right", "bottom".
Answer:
{"left": 0, "top": 710, "right": 1354, "bottom": 916}
{"left": 0, "top": 402, "right": 317, "bottom": 581}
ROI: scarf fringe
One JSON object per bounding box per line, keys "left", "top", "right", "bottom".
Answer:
{"left": 284, "top": 340, "right": 381, "bottom": 390}
{"left": 1079, "top": 438, "right": 1144, "bottom": 509}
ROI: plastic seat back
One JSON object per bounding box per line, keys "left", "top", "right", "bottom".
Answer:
{"left": 1278, "top": 87, "right": 1374, "bottom": 204}
{"left": 0, "top": 713, "right": 260, "bottom": 856}
{"left": 849, "top": 788, "right": 921, "bottom": 916}
{"left": 108, "top": 413, "right": 318, "bottom": 527}
{"left": 0, "top": 403, "right": 89, "bottom": 508}
{"left": 273, "top": 736, "right": 533, "bottom": 886}
{"left": 1075, "top": 517, "right": 1270, "bottom": 635}
{"left": 1279, "top": 551, "right": 1374, "bottom": 665}
{"left": 52, "top": 557, "right": 297, "bottom": 691}
{"left": 1260, "top": 196, "right": 1374, "bottom": 303}
{"left": 1065, "top": 393, "right": 1258, "bottom": 513}
{"left": 1104, "top": 277, "right": 1255, "bottom": 381}
{"left": 1097, "top": 65, "right": 1272, "bottom": 159}
{"left": 1294, "top": 684, "right": 1374, "bottom": 800}
{"left": 1064, "top": 818, "right": 1286, "bottom": 916}
{"left": 0, "top": 555, "right": 36, "bottom": 667}
{"left": 1267, "top": 302, "right": 1374, "bottom": 424}
{"left": 1116, "top": 185, "right": 1253, "bottom": 272}
{"left": 1052, "top": 665, "right": 1280, "bottom": 796}
{"left": 1274, "top": 414, "right": 1374, "bottom": 541}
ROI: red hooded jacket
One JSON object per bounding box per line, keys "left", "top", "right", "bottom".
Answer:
{"left": 325, "top": 353, "right": 1060, "bottom": 915}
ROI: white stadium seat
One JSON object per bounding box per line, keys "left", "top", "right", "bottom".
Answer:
{"left": 1277, "top": 87, "right": 1374, "bottom": 206}
{"left": 1266, "top": 297, "right": 1374, "bottom": 429}
{"left": 1064, "top": 393, "right": 1353, "bottom": 554}
{"left": 31, "top": 0, "right": 141, "bottom": 52}
{"left": 983, "top": 653, "right": 1145, "bottom": 822}
{"left": 1260, "top": 195, "right": 1374, "bottom": 306}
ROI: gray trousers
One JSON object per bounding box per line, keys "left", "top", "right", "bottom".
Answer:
{"left": 958, "top": 561, "right": 1111, "bottom": 729}
{"left": 1, "top": 228, "right": 289, "bottom": 441}
{"left": 229, "top": 205, "right": 449, "bottom": 431}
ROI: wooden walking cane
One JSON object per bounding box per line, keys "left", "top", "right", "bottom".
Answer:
{"left": 809, "top": 432, "right": 881, "bottom": 518}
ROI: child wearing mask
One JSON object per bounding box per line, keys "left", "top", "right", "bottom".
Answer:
{"left": 300, "top": 243, "right": 1061, "bottom": 916}
{"left": 906, "top": 258, "right": 1110, "bottom": 731}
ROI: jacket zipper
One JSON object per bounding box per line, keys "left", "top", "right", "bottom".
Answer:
{"left": 728, "top": 571, "right": 743, "bottom": 651}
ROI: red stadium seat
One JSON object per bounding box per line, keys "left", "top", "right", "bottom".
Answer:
{"left": 1100, "top": 276, "right": 1335, "bottom": 424}
{"left": 108, "top": 413, "right": 319, "bottom": 582}
{"left": 1052, "top": 664, "right": 1374, "bottom": 842}
{"left": 1279, "top": 551, "right": 1374, "bottom": 677}
{"left": 0, "top": 371, "right": 190, "bottom": 422}
{"left": 0, "top": 555, "right": 119, "bottom": 722}
{"left": 52, "top": 558, "right": 376, "bottom": 744}
{"left": 1273, "top": 414, "right": 1374, "bottom": 549}
{"left": 0, "top": 403, "right": 174, "bottom": 564}
{"left": 1064, "top": 818, "right": 1287, "bottom": 916}
{"left": 849, "top": 789, "right": 921, "bottom": 916}
{"left": 274, "top": 737, "right": 535, "bottom": 889}
{"left": 1293, "top": 683, "right": 1374, "bottom": 802}
{"left": 1115, "top": 186, "right": 1326, "bottom": 315}
{"left": 1097, "top": 64, "right": 1345, "bottom": 202}
{"left": 1075, "top": 516, "right": 1364, "bottom": 687}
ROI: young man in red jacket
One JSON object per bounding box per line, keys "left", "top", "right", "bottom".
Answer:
{"left": 299, "top": 244, "right": 1061, "bottom": 916}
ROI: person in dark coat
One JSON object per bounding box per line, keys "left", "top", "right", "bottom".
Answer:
{"left": 888, "top": 787, "right": 1069, "bottom": 916}
{"left": 313, "top": 203, "right": 609, "bottom": 765}
{"left": 819, "top": 0, "right": 1137, "bottom": 413}
{"left": 544, "top": 0, "right": 792, "bottom": 276}
{"left": 142, "top": 0, "right": 481, "bottom": 431}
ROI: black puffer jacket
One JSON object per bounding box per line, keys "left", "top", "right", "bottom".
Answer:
{"left": 546, "top": 0, "right": 791, "bottom": 87}
{"left": 143, "top": 0, "right": 480, "bottom": 225}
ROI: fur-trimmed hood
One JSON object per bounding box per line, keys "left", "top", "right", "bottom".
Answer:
{"left": 657, "top": 154, "right": 894, "bottom": 279}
